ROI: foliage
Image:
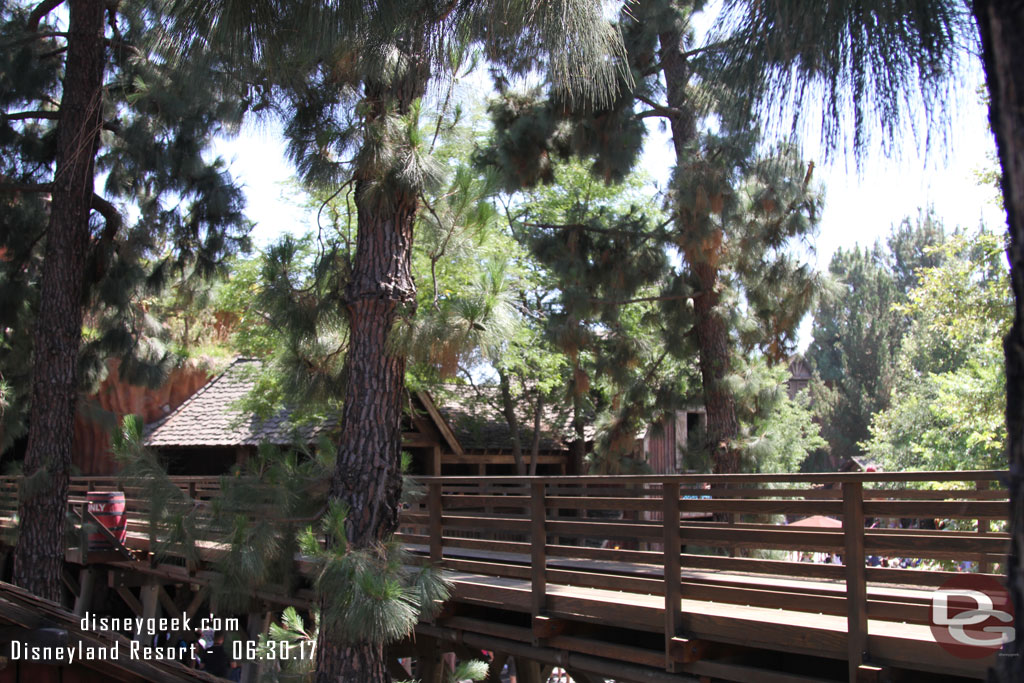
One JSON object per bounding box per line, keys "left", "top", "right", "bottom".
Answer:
{"left": 258, "top": 607, "right": 318, "bottom": 682}
{"left": 0, "top": 0, "right": 251, "bottom": 451}
{"left": 805, "top": 213, "right": 945, "bottom": 467}
{"left": 729, "top": 359, "right": 827, "bottom": 473}
{"left": 113, "top": 414, "right": 449, "bottom": 651}
{"left": 713, "top": 0, "right": 972, "bottom": 158}
{"left": 863, "top": 229, "right": 1011, "bottom": 471}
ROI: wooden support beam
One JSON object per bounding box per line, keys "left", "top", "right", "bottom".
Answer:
{"left": 116, "top": 586, "right": 144, "bottom": 618}
{"left": 429, "top": 481, "right": 443, "bottom": 567}
{"left": 73, "top": 568, "right": 96, "bottom": 617}
{"left": 668, "top": 636, "right": 707, "bottom": 664}
{"left": 61, "top": 567, "right": 80, "bottom": 598}
{"left": 532, "top": 615, "right": 566, "bottom": 639}
{"left": 514, "top": 656, "right": 544, "bottom": 683}
{"left": 135, "top": 581, "right": 160, "bottom": 644}
{"left": 843, "top": 481, "right": 867, "bottom": 683}
{"left": 530, "top": 480, "right": 547, "bottom": 646}
{"left": 240, "top": 610, "right": 265, "bottom": 683}
{"left": 856, "top": 664, "right": 884, "bottom": 683}
{"left": 663, "top": 481, "right": 682, "bottom": 673}
{"left": 416, "top": 636, "right": 446, "bottom": 683}
{"left": 977, "top": 480, "right": 991, "bottom": 573}
{"left": 156, "top": 585, "right": 178, "bottom": 618}
{"left": 186, "top": 585, "right": 210, "bottom": 620}
{"left": 431, "top": 445, "right": 443, "bottom": 477}
{"left": 487, "top": 653, "right": 508, "bottom": 683}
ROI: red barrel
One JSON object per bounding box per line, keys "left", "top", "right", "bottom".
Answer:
{"left": 87, "top": 491, "right": 127, "bottom": 551}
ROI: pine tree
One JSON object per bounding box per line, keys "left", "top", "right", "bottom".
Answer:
{"left": 806, "top": 217, "right": 946, "bottom": 467}
{"left": 481, "top": 2, "right": 825, "bottom": 473}
{"left": 0, "top": 0, "right": 249, "bottom": 600}
{"left": 167, "top": 2, "right": 623, "bottom": 678}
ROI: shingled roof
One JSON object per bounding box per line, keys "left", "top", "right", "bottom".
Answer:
{"left": 144, "top": 360, "right": 581, "bottom": 454}
{"left": 143, "top": 358, "right": 335, "bottom": 448}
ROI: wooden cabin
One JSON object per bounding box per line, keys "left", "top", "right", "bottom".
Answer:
{"left": 142, "top": 359, "right": 578, "bottom": 476}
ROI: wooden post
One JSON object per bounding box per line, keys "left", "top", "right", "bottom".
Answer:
{"left": 73, "top": 568, "right": 95, "bottom": 616}
{"left": 977, "top": 480, "right": 991, "bottom": 574}
{"left": 134, "top": 581, "right": 160, "bottom": 644}
{"left": 663, "top": 481, "right": 682, "bottom": 672}
{"left": 843, "top": 481, "right": 867, "bottom": 683}
{"left": 428, "top": 481, "right": 442, "bottom": 566}
{"left": 530, "top": 479, "right": 547, "bottom": 645}
{"left": 239, "top": 611, "right": 265, "bottom": 683}
{"left": 514, "top": 656, "right": 544, "bottom": 683}
{"left": 431, "top": 445, "right": 442, "bottom": 477}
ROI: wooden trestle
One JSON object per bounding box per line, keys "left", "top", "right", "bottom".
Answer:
{"left": 0, "top": 471, "right": 1011, "bottom": 683}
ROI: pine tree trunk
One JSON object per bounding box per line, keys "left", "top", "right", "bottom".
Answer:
{"left": 973, "top": 2, "right": 1024, "bottom": 678}
{"left": 691, "top": 261, "right": 741, "bottom": 474}
{"left": 498, "top": 368, "right": 526, "bottom": 475}
{"left": 314, "top": 58, "right": 426, "bottom": 682}
{"left": 12, "top": 0, "right": 106, "bottom": 602}
{"left": 659, "top": 27, "right": 741, "bottom": 474}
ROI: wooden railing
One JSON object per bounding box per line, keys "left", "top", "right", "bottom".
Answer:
{"left": 396, "top": 471, "right": 1010, "bottom": 679}
{"left": 0, "top": 470, "right": 1011, "bottom": 680}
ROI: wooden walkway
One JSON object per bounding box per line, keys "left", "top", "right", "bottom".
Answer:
{"left": 0, "top": 471, "right": 1011, "bottom": 683}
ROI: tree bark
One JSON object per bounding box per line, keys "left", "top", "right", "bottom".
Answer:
{"left": 659, "top": 27, "right": 741, "bottom": 474}
{"left": 12, "top": 0, "right": 106, "bottom": 602}
{"left": 313, "top": 53, "right": 427, "bottom": 683}
{"left": 973, "top": 2, "right": 1024, "bottom": 679}
{"left": 498, "top": 367, "right": 526, "bottom": 475}
{"left": 691, "top": 261, "right": 741, "bottom": 474}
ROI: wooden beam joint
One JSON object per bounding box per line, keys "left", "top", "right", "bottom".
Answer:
{"left": 532, "top": 615, "right": 566, "bottom": 640}
{"left": 668, "top": 636, "right": 707, "bottom": 664}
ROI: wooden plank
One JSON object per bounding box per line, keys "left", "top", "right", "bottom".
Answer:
{"left": 415, "top": 390, "right": 464, "bottom": 456}
{"left": 414, "top": 469, "right": 1006, "bottom": 485}
{"left": 441, "top": 515, "right": 531, "bottom": 532}
{"left": 862, "top": 500, "right": 1008, "bottom": 518}
{"left": 545, "top": 519, "right": 664, "bottom": 540}
{"left": 843, "top": 481, "right": 867, "bottom": 683}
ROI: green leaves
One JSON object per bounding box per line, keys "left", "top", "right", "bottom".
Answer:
{"left": 862, "top": 228, "right": 1010, "bottom": 472}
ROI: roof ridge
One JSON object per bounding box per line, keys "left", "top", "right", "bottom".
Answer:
{"left": 143, "top": 357, "right": 256, "bottom": 437}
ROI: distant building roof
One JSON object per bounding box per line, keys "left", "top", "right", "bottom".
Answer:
{"left": 144, "top": 358, "right": 335, "bottom": 448}
{"left": 432, "top": 384, "right": 582, "bottom": 453}
{"left": 143, "top": 360, "right": 581, "bottom": 454}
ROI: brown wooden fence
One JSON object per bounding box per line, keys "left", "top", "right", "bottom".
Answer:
{"left": 0, "top": 470, "right": 1011, "bottom": 681}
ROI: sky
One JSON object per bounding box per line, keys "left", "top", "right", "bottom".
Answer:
{"left": 212, "top": 37, "right": 1004, "bottom": 350}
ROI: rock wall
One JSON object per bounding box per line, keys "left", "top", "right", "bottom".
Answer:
{"left": 72, "top": 360, "right": 211, "bottom": 475}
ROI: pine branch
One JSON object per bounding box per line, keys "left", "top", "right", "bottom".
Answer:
{"left": 87, "top": 194, "right": 123, "bottom": 284}
{"left": 523, "top": 221, "right": 658, "bottom": 240}
{"left": 0, "top": 182, "right": 52, "bottom": 194}
{"left": 635, "top": 94, "right": 682, "bottom": 118}
{"left": 28, "top": 0, "right": 65, "bottom": 33}
{"left": 91, "top": 193, "right": 122, "bottom": 240}
{"left": 638, "top": 109, "right": 673, "bottom": 120}
{"left": 4, "top": 110, "right": 59, "bottom": 121}
{"left": 589, "top": 293, "right": 694, "bottom": 306}
{"left": 0, "top": 31, "right": 68, "bottom": 48}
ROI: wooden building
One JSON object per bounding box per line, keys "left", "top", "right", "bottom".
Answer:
{"left": 143, "top": 359, "right": 577, "bottom": 476}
